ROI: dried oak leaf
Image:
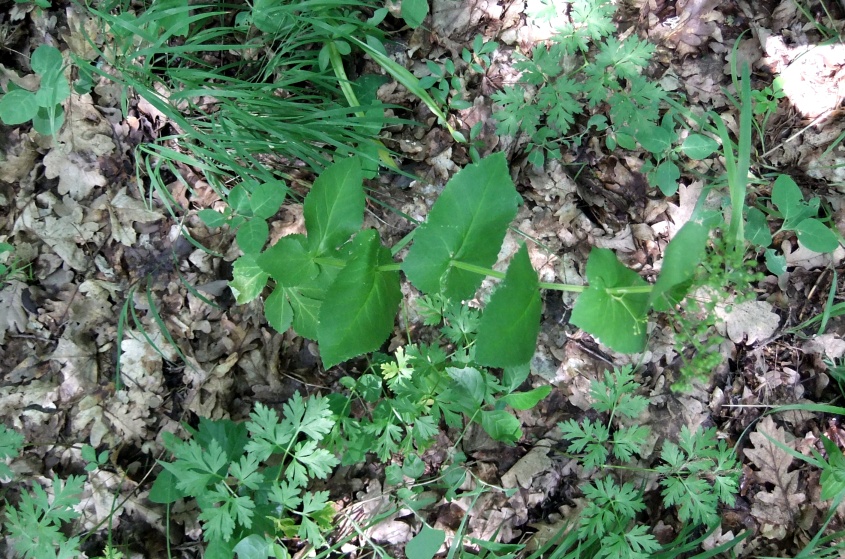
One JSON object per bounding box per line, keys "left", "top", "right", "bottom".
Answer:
{"left": 0, "top": 280, "right": 27, "bottom": 344}
{"left": 744, "top": 416, "right": 806, "bottom": 539}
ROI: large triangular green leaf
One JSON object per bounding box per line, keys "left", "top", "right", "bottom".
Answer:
{"left": 570, "top": 248, "right": 649, "bottom": 353}
{"left": 476, "top": 244, "right": 542, "bottom": 367}
{"left": 256, "top": 234, "right": 319, "bottom": 287}
{"left": 304, "top": 156, "right": 364, "bottom": 255}
{"left": 402, "top": 153, "right": 520, "bottom": 300}
{"left": 649, "top": 222, "right": 708, "bottom": 312}
{"left": 317, "top": 229, "right": 401, "bottom": 368}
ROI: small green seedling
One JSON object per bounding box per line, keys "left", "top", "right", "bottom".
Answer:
{"left": 0, "top": 45, "right": 70, "bottom": 136}
{"left": 198, "top": 179, "right": 287, "bottom": 255}
{"left": 81, "top": 445, "right": 109, "bottom": 472}
{"left": 461, "top": 34, "right": 497, "bottom": 74}
{"left": 747, "top": 174, "right": 841, "bottom": 275}
{"left": 419, "top": 58, "right": 471, "bottom": 110}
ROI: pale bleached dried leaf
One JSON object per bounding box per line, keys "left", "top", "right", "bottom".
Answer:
{"left": 107, "top": 187, "right": 164, "bottom": 246}
{"left": 723, "top": 300, "right": 779, "bottom": 344}
{"left": 0, "top": 280, "right": 28, "bottom": 344}
{"left": 52, "top": 335, "right": 98, "bottom": 401}
{"left": 744, "top": 416, "right": 806, "bottom": 533}
{"left": 501, "top": 440, "right": 552, "bottom": 489}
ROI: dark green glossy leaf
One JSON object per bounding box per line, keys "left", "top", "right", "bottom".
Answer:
{"left": 476, "top": 244, "right": 542, "bottom": 367}
{"left": 403, "top": 153, "right": 520, "bottom": 300}
{"left": 317, "top": 229, "right": 401, "bottom": 368}
{"left": 257, "top": 234, "right": 318, "bottom": 287}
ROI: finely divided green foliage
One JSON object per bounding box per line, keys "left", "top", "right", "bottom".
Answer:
{"left": 1, "top": 428, "right": 85, "bottom": 559}
{"left": 150, "top": 393, "right": 338, "bottom": 556}
{"left": 557, "top": 367, "right": 739, "bottom": 559}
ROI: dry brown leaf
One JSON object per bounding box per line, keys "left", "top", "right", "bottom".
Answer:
{"left": 722, "top": 300, "right": 779, "bottom": 344}
{"left": 0, "top": 279, "right": 28, "bottom": 344}
{"left": 744, "top": 416, "right": 806, "bottom": 538}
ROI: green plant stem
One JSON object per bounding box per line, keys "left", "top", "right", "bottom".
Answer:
{"left": 448, "top": 260, "right": 654, "bottom": 295}
{"left": 378, "top": 259, "right": 657, "bottom": 296}
{"left": 326, "top": 42, "right": 398, "bottom": 171}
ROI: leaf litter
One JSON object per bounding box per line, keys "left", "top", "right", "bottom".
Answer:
{"left": 1, "top": 0, "right": 845, "bottom": 556}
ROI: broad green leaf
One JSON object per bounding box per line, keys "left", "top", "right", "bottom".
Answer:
{"left": 31, "top": 105, "right": 65, "bottom": 135}
{"left": 680, "top": 134, "right": 719, "bottom": 160}
{"left": 250, "top": 180, "right": 287, "bottom": 219}
{"left": 636, "top": 122, "right": 674, "bottom": 154}
{"left": 652, "top": 161, "right": 680, "bottom": 196}
{"left": 0, "top": 89, "right": 39, "bottom": 125}
{"left": 476, "top": 244, "right": 542, "bottom": 367}
{"left": 230, "top": 255, "right": 268, "bottom": 304}
{"left": 236, "top": 219, "right": 268, "bottom": 254}
{"left": 233, "top": 535, "right": 270, "bottom": 559}
{"left": 198, "top": 208, "right": 228, "bottom": 228}
{"left": 499, "top": 386, "right": 551, "bottom": 410}
{"left": 257, "top": 235, "right": 319, "bottom": 287}
{"left": 148, "top": 469, "right": 184, "bottom": 503}
{"left": 264, "top": 286, "right": 293, "bottom": 333}
{"left": 447, "top": 366, "right": 486, "bottom": 408}
{"left": 764, "top": 248, "right": 786, "bottom": 276}
{"left": 796, "top": 218, "right": 840, "bottom": 253}
{"left": 229, "top": 184, "right": 253, "bottom": 216}
{"left": 406, "top": 526, "right": 446, "bottom": 559}
{"left": 317, "top": 229, "right": 401, "bottom": 368}
{"left": 502, "top": 363, "right": 530, "bottom": 392}
{"left": 570, "top": 248, "right": 650, "bottom": 353}
{"left": 35, "top": 67, "right": 70, "bottom": 107}
{"left": 746, "top": 207, "right": 772, "bottom": 247}
{"left": 480, "top": 410, "right": 522, "bottom": 443}
{"left": 304, "top": 156, "right": 364, "bottom": 254}
{"left": 403, "top": 153, "right": 520, "bottom": 300}
{"left": 401, "top": 0, "right": 429, "bottom": 28}
{"left": 31, "top": 44, "right": 63, "bottom": 74}
{"left": 649, "top": 222, "right": 708, "bottom": 311}
{"left": 772, "top": 174, "right": 816, "bottom": 228}
{"left": 285, "top": 286, "right": 322, "bottom": 340}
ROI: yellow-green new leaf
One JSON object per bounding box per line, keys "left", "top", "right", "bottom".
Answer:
{"left": 317, "top": 230, "right": 401, "bottom": 368}
{"left": 230, "top": 255, "right": 269, "bottom": 304}
{"left": 476, "top": 244, "right": 542, "bottom": 367}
